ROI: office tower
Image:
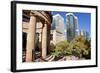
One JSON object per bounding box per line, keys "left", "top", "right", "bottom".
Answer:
{"left": 85, "top": 31, "right": 90, "bottom": 40}
{"left": 66, "top": 13, "right": 79, "bottom": 41}
{"left": 80, "top": 30, "right": 90, "bottom": 40}
{"left": 51, "top": 14, "right": 66, "bottom": 44}
{"left": 75, "top": 16, "right": 79, "bottom": 36}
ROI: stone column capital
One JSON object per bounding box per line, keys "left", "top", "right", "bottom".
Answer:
{"left": 30, "top": 12, "right": 37, "bottom": 17}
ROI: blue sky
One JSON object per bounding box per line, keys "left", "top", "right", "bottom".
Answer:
{"left": 51, "top": 11, "right": 91, "bottom": 35}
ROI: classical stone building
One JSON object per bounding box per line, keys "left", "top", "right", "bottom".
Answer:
{"left": 22, "top": 10, "right": 52, "bottom": 62}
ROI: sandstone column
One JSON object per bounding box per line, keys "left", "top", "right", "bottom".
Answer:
{"left": 26, "top": 15, "right": 36, "bottom": 62}
{"left": 42, "top": 23, "right": 47, "bottom": 59}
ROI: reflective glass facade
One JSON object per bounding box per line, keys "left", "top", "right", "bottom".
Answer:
{"left": 66, "top": 13, "right": 78, "bottom": 41}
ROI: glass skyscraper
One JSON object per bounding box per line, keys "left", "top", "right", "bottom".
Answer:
{"left": 80, "top": 30, "right": 90, "bottom": 40}
{"left": 66, "top": 13, "right": 79, "bottom": 41}
{"left": 52, "top": 14, "right": 64, "bottom": 34}
{"left": 51, "top": 14, "right": 66, "bottom": 44}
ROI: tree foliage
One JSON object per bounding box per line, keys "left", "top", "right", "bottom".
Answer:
{"left": 49, "top": 36, "right": 91, "bottom": 59}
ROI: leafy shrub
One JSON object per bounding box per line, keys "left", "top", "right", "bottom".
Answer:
{"left": 52, "top": 41, "right": 69, "bottom": 57}
{"left": 49, "top": 36, "right": 91, "bottom": 59}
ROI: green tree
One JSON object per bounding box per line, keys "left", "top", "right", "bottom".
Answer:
{"left": 49, "top": 43, "right": 55, "bottom": 55}
{"left": 69, "top": 36, "right": 91, "bottom": 59}
{"left": 49, "top": 35, "right": 91, "bottom": 59}
{"left": 52, "top": 41, "right": 69, "bottom": 57}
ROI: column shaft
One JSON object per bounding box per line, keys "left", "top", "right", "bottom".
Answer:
{"left": 42, "top": 23, "right": 47, "bottom": 59}
{"left": 26, "top": 15, "right": 36, "bottom": 62}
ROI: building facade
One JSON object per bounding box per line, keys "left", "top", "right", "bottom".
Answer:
{"left": 66, "top": 13, "right": 79, "bottom": 42}
{"left": 80, "top": 30, "right": 90, "bottom": 40}
{"left": 51, "top": 14, "right": 66, "bottom": 44}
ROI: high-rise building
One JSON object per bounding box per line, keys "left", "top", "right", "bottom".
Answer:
{"left": 85, "top": 31, "right": 90, "bottom": 40}
{"left": 80, "top": 30, "right": 84, "bottom": 36}
{"left": 51, "top": 14, "right": 64, "bottom": 33}
{"left": 66, "top": 13, "right": 79, "bottom": 41}
{"left": 51, "top": 14, "right": 66, "bottom": 44}
{"left": 80, "top": 30, "right": 90, "bottom": 40}
{"left": 75, "top": 16, "right": 79, "bottom": 36}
